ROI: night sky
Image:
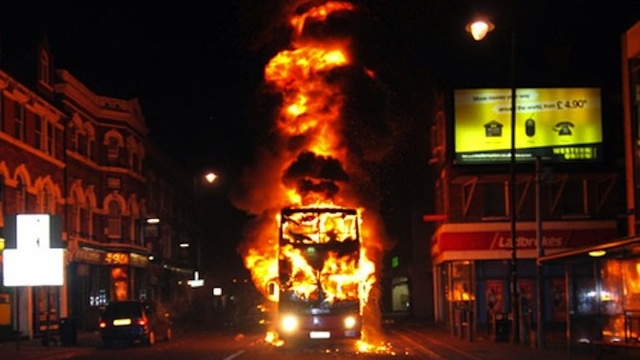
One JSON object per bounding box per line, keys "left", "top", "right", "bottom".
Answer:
{"left": 2, "top": 1, "right": 640, "bottom": 275}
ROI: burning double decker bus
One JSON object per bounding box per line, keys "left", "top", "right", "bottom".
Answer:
{"left": 273, "top": 207, "right": 363, "bottom": 345}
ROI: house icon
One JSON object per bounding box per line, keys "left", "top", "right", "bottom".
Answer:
{"left": 484, "top": 120, "right": 503, "bottom": 137}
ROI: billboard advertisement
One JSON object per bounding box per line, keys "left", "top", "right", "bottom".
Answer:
{"left": 453, "top": 88, "right": 603, "bottom": 164}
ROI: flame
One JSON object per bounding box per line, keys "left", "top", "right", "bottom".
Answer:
{"left": 265, "top": 45, "right": 349, "bottom": 158}
{"left": 290, "top": 1, "right": 355, "bottom": 36}
{"left": 238, "top": 1, "right": 389, "bottom": 350}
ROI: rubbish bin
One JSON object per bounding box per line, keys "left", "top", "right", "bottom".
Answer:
{"left": 59, "top": 318, "right": 77, "bottom": 346}
{"left": 493, "top": 313, "right": 510, "bottom": 342}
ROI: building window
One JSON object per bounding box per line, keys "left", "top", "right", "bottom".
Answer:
{"left": 107, "top": 137, "right": 119, "bottom": 161}
{"left": 0, "top": 92, "right": 3, "bottom": 132}
{"left": 69, "top": 125, "right": 78, "bottom": 152}
{"left": 560, "top": 179, "right": 587, "bottom": 216}
{"left": 14, "top": 102, "right": 25, "bottom": 141}
{"left": 35, "top": 116, "right": 55, "bottom": 155}
{"left": 87, "top": 134, "right": 95, "bottom": 160}
{"left": 46, "top": 122, "right": 55, "bottom": 155}
{"left": 38, "top": 49, "right": 51, "bottom": 86}
{"left": 16, "top": 177, "right": 26, "bottom": 213}
{"left": 131, "top": 151, "right": 138, "bottom": 171}
{"left": 81, "top": 207, "right": 91, "bottom": 238}
{"left": 40, "top": 187, "right": 54, "bottom": 213}
{"left": 78, "top": 131, "right": 87, "bottom": 155}
{"left": 35, "top": 115, "right": 43, "bottom": 150}
{"left": 482, "top": 182, "right": 508, "bottom": 218}
{"left": 107, "top": 177, "right": 122, "bottom": 190}
{"left": 107, "top": 200, "right": 122, "bottom": 239}
{"left": 0, "top": 176, "right": 4, "bottom": 225}
{"left": 71, "top": 192, "right": 81, "bottom": 236}
{"left": 82, "top": 124, "right": 96, "bottom": 160}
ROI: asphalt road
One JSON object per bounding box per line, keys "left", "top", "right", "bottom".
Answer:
{"left": 6, "top": 321, "right": 639, "bottom": 360}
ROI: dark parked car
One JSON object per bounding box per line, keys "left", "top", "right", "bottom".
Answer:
{"left": 98, "top": 299, "right": 172, "bottom": 347}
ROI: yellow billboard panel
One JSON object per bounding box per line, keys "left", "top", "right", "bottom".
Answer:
{"left": 454, "top": 88, "right": 602, "bottom": 163}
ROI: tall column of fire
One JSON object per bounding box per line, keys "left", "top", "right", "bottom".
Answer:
{"left": 232, "top": 1, "right": 393, "bottom": 350}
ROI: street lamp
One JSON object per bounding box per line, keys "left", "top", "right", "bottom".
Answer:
{"left": 466, "top": 16, "right": 521, "bottom": 344}
{"left": 465, "top": 19, "right": 494, "bottom": 41}
{"left": 140, "top": 216, "right": 160, "bottom": 247}
{"left": 191, "top": 170, "right": 219, "bottom": 271}
{"left": 205, "top": 172, "right": 217, "bottom": 184}
{"left": 195, "top": 171, "right": 218, "bottom": 188}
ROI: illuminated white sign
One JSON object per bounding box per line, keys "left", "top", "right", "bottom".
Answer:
{"left": 3, "top": 249, "right": 64, "bottom": 286}
{"left": 187, "top": 271, "right": 204, "bottom": 288}
{"left": 2, "top": 214, "right": 64, "bottom": 286}
{"left": 17, "top": 214, "right": 51, "bottom": 249}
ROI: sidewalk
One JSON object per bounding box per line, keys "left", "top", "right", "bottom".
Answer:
{"left": 0, "top": 330, "right": 100, "bottom": 360}
{"left": 403, "top": 322, "right": 640, "bottom": 360}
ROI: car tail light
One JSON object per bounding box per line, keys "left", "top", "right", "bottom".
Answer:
{"left": 99, "top": 320, "right": 107, "bottom": 329}
{"left": 137, "top": 318, "right": 147, "bottom": 326}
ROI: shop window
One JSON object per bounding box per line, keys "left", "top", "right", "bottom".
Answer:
{"left": 111, "top": 267, "right": 129, "bottom": 301}
{"left": 574, "top": 277, "right": 597, "bottom": 315}
{"left": 451, "top": 261, "right": 474, "bottom": 302}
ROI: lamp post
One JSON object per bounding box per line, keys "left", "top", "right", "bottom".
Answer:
{"left": 139, "top": 216, "right": 160, "bottom": 300}
{"left": 467, "top": 16, "right": 520, "bottom": 344}
{"left": 192, "top": 171, "right": 218, "bottom": 270}
{"left": 140, "top": 216, "right": 160, "bottom": 248}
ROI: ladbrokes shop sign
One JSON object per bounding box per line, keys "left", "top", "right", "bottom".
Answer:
{"left": 431, "top": 220, "right": 617, "bottom": 265}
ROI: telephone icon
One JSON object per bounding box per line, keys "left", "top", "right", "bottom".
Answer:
{"left": 525, "top": 118, "right": 535, "bottom": 137}
{"left": 553, "top": 121, "right": 574, "bottom": 136}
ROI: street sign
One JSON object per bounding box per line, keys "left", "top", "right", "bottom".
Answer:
{"left": 188, "top": 271, "right": 204, "bottom": 288}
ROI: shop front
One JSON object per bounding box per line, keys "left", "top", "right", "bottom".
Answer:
{"left": 67, "top": 247, "right": 150, "bottom": 331}
{"left": 539, "top": 236, "right": 640, "bottom": 353}
{"left": 432, "top": 220, "right": 617, "bottom": 343}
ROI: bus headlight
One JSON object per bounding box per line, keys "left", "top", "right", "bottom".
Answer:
{"left": 280, "top": 314, "right": 299, "bottom": 333}
{"left": 344, "top": 316, "right": 357, "bottom": 329}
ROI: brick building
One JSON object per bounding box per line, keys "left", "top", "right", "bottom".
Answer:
{"left": 0, "top": 38, "right": 201, "bottom": 340}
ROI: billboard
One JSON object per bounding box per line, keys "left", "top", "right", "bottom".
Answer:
{"left": 453, "top": 88, "right": 603, "bottom": 164}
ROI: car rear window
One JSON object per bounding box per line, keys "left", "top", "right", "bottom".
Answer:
{"left": 103, "top": 302, "right": 143, "bottom": 317}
